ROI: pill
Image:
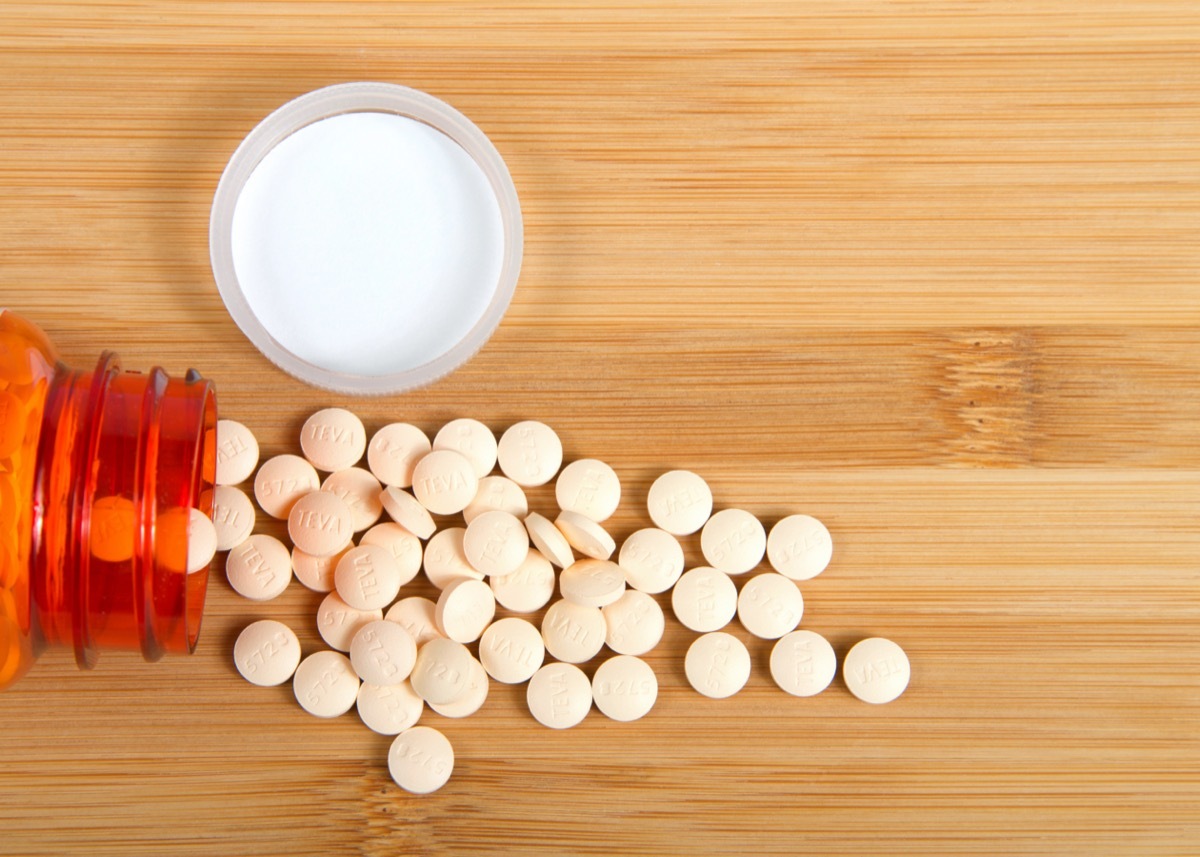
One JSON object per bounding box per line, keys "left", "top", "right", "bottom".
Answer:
{"left": 618, "top": 527, "right": 685, "bottom": 594}
{"left": 432, "top": 418, "right": 497, "bottom": 479}
{"left": 366, "top": 422, "right": 431, "bottom": 488}
{"left": 388, "top": 725, "right": 454, "bottom": 794}
{"left": 523, "top": 511, "right": 574, "bottom": 569}
{"left": 349, "top": 619, "right": 417, "bottom": 686}
{"left": 211, "top": 485, "right": 256, "bottom": 551}
{"left": 184, "top": 508, "right": 218, "bottom": 573}
{"left": 359, "top": 522, "right": 422, "bottom": 586}
{"left": 646, "top": 469, "right": 712, "bottom": 536}
{"left": 770, "top": 630, "right": 837, "bottom": 698}
{"left": 671, "top": 566, "right": 738, "bottom": 633}
{"left": 233, "top": 619, "right": 302, "bottom": 687}
{"left": 385, "top": 596, "right": 444, "bottom": 647}
{"left": 434, "top": 577, "right": 495, "bottom": 643}
{"left": 379, "top": 486, "right": 437, "bottom": 540}
{"left": 555, "top": 459, "right": 621, "bottom": 522}
{"left": 90, "top": 496, "right": 135, "bottom": 563}
{"left": 462, "top": 475, "right": 528, "bottom": 524}
{"left": 685, "top": 631, "right": 751, "bottom": 699}
{"left": 254, "top": 454, "right": 320, "bottom": 519}
{"left": 316, "top": 591, "right": 383, "bottom": 652}
{"left": 843, "top": 637, "right": 910, "bottom": 704}
{"left": 423, "top": 527, "right": 485, "bottom": 589}
{"left": 300, "top": 407, "right": 366, "bottom": 472}
{"left": 462, "top": 509, "right": 529, "bottom": 577}
{"left": 541, "top": 599, "right": 606, "bottom": 664}
{"left": 479, "top": 617, "right": 545, "bottom": 684}
{"left": 291, "top": 544, "right": 350, "bottom": 593}
{"left": 701, "top": 508, "right": 767, "bottom": 575}
{"left": 411, "top": 449, "right": 479, "bottom": 515}
{"left": 554, "top": 510, "right": 615, "bottom": 561}
{"left": 559, "top": 558, "right": 626, "bottom": 609}
{"left": 496, "top": 420, "right": 563, "bottom": 487}
{"left": 602, "top": 590, "right": 665, "bottom": 656}
{"left": 334, "top": 544, "right": 403, "bottom": 611}
{"left": 321, "top": 467, "right": 383, "bottom": 532}
{"left": 226, "top": 533, "right": 292, "bottom": 601}
{"left": 490, "top": 550, "right": 555, "bottom": 613}
{"left": 357, "top": 680, "right": 424, "bottom": 735}
{"left": 591, "top": 655, "right": 657, "bottom": 722}
{"left": 0, "top": 390, "right": 24, "bottom": 459}
{"left": 767, "top": 514, "right": 833, "bottom": 581}
{"left": 526, "top": 662, "right": 592, "bottom": 729}
{"left": 214, "top": 419, "right": 260, "bottom": 486}
{"left": 287, "top": 490, "right": 354, "bottom": 557}
{"left": 736, "top": 572, "right": 804, "bottom": 640}
{"left": 293, "top": 650, "right": 360, "bottom": 718}
{"left": 410, "top": 638, "right": 475, "bottom": 705}
{"left": 428, "top": 655, "right": 489, "bottom": 718}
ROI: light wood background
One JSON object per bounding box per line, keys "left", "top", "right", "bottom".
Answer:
{"left": 1, "top": 3, "right": 1197, "bottom": 855}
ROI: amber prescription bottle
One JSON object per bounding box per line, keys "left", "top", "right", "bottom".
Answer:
{"left": 0, "top": 310, "right": 217, "bottom": 688}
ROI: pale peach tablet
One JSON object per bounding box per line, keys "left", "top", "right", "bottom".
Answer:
{"left": 300, "top": 407, "right": 366, "bottom": 472}
{"left": 433, "top": 418, "right": 497, "bottom": 478}
{"left": 555, "top": 459, "right": 621, "bottom": 522}
{"left": 410, "top": 638, "right": 474, "bottom": 705}
{"left": 770, "top": 630, "right": 837, "bottom": 698}
{"left": 379, "top": 486, "right": 437, "bottom": 540}
{"left": 316, "top": 591, "right": 383, "bottom": 652}
{"left": 527, "top": 662, "right": 592, "bottom": 730}
{"left": 411, "top": 449, "right": 479, "bottom": 515}
{"left": 359, "top": 522, "right": 422, "bottom": 586}
{"left": 434, "top": 578, "right": 495, "bottom": 643}
{"left": 479, "top": 617, "right": 544, "bottom": 684}
{"left": 523, "top": 511, "right": 574, "bottom": 569}
{"left": 291, "top": 543, "right": 350, "bottom": 593}
{"left": 349, "top": 619, "right": 418, "bottom": 686}
{"left": 293, "top": 650, "right": 359, "bottom": 718}
{"left": 321, "top": 467, "right": 383, "bottom": 532}
{"left": 766, "top": 514, "right": 833, "bottom": 581}
{"left": 388, "top": 726, "right": 454, "bottom": 794}
{"left": 214, "top": 419, "right": 260, "bottom": 486}
{"left": 554, "top": 510, "right": 615, "bottom": 561}
{"left": 646, "top": 469, "right": 712, "bottom": 536}
{"left": 736, "top": 572, "right": 803, "bottom": 640}
{"left": 385, "top": 596, "right": 444, "bottom": 647}
{"left": 685, "top": 632, "right": 751, "bottom": 699}
{"left": 618, "top": 527, "right": 684, "bottom": 594}
{"left": 490, "top": 551, "right": 555, "bottom": 613}
{"left": 701, "top": 508, "right": 767, "bottom": 575}
{"left": 422, "top": 527, "right": 484, "bottom": 590}
{"left": 428, "top": 655, "right": 489, "bottom": 718}
{"left": 226, "top": 534, "right": 292, "bottom": 601}
{"left": 671, "top": 567, "right": 738, "bottom": 633}
{"left": 185, "top": 508, "right": 218, "bottom": 574}
{"left": 591, "top": 655, "right": 657, "bottom": 722}
{"left": 254, "top": 454, "right": 320, "bottom": 519}
{"left": 559, "top": 559, "right": 626, "bottom": 609}
{"left": 541, "top": 599, "right": 606, "bottom": 664}
{"left": 211, "top": 485, "right": 256, "bottom": 551}
{"left": 334, "top": 544, "right": 403, "bottom": 611}
{"left": 462, "top": 475, "right": 528, "bottom": 524}
{"left": 233, "top": 619, "right": 302, "bottom": 687}
{"left": 357, "top": 680, "right": 424, "bottom": 735}
{"left": 367, "top": 422, "right": 431, "bottom": 488}
{"left": 843, "top": 637, "right": 910, "bottom": 704}
{"left": 90, "top": 496, "right": 135, "bottom": 563}
{"left": 496, "top": 420, "right": 563, "bottom": 487}
{"left": 602, "top": 590, "right": 665, "bottom": 656}
{"left": 462, "top": 509, "right": 529, "bottom": 577}
{"left": 287, "top": 490, "right": 354, "bottom": 557}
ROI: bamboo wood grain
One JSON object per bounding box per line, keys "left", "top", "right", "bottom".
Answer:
{"left": 0, "top": 3, "right": 1197, "bottom": 856}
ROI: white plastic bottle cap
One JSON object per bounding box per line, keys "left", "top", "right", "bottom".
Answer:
{"left": 843, "top": 637, "right": 911, "bottom": 704}
{"left": 210, "top": 82, "right": 523, "bottom": 395}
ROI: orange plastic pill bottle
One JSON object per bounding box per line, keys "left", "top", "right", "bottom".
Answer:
{"left": 0, "top": 310, "right": 217, "bottom": 688}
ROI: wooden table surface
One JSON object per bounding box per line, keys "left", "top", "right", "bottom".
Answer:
{"left": 1, "top": 3, "right": 1197, "bottom": 855}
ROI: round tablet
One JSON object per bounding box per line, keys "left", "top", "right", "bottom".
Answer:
{"left": 555, "top": 459, "right": 621, "bottom": 522}
{"left": 254, "top": 454, "right": 320, "bottom": 519}
{"left": 434, "top": 577, "right": 495, "bottom": 643}
{"left": 671, "top": 567, "right": 738, "bottom": 633}
{"left": 767, "top": 514, "right": 833, "bottom": 581}
{"left": 316, "top": 591, "right": 383, "bottom": 652}
{"left": 618, "top": 527, "right": 685, "bottom": 594}
{"left": 701, "top": 508, "right": 767, "bottom": 575}
{"left": 359, "top": 522, "right": 422, "bottom": 586}
{"left": 523, "top": 511, "right": 574, "bottom": 569}
{"left": 737, "top": 572, "right": 804, "bottom": 640}
{"left": 214, "top": 418, "right": 260, "bottom": 486}
{"left": 350, "top": 620, "right": 418, "bottom": 686}
{"left": 288, "top": 490, "right": 354, "bottom": 557}
{"left": 602, "top": 590, "right": 665, "bottom": 656}
{"left": 541, "top": 599, "right": 606, "bottom": 664}
{"left": 490, "top": 550, "right": 555, "bottom": 613}
{"left": 291, "top": 544, "right": 350, "bottom": 593}
{"left": 334, "top": 544, "right": 403, "bottom": 611}
{"left": 226, "top": 533, "right": 292, "bottom": 601}
{"left": 428, "top": 655, "right": 489, "bottom": 718}
{"left": 646, "top": 470, "right": 712, "bottom": 536}
{"left": 300, "top": 408, "right": 366, "bottom": 472}
{"left": 559, "top": 558, "right": 626, "bottom": 609}
{"left": 592, "top": 655, "right": 657, "bottom": 722}
{"left": 211, "top": 485, "right": 256, "bottom": 551}
{"left": 185, "top": 508, "right": 218, "bottom": 573}
{"left": 379, "top": 486, "right": 437, "bottom": 540}
{"left": 433, "top": 418, "right": 497, "bottom": 478}
{"left": 685, "top": 632, "right": 751, "bottom": 699}
{"left": 423, "top": 527, "right": 485, "bottom": 589}
{"left": 410, "top": 638, "right": 474, "bottom": 705}
{"left": 770, "top": 630, "right": 837, "bottom": 698}
{"left": 367, "top": 422, "right": 431, "bottom": 488}
{"left": 462, "top": 475, "right": 528, "bottom": 524}
{"left": 388, "top": 726, "right": 454, "bottom": 794}
{"left": 554, "top": 510, "right": 615, "bottom": 561}
{"left": 233, "top": 619, "right": 302, "bottom": 687}
{"left": 497, "top": 420, "right": 563, "bottom": 487}
{"left": 527, "top": 662, "right": 592, "bottom": 729}
{"left": 357, "top": 680, "right": 424, "bottom": 735}
{"left": 479, "top": 617, "right": 545, "bottom": 684}
{"left": 90, "top": 496, "right": 135, "bottom": 562}
{"left": 385, "top": 596, "right": 444, "bottom": 646}
{"left": 843, "top": 637, "right": 911, "bottom": 704}
{"left": 293, "top": 650, "right": 360, "bottom": 718}
{"left": 321, "top": 467, "right": 384, "bottom": 532}
{"left": 462, "top": 509, "right": 529, "bottom": 577}
{"left": 411, "top": 449, "right": 479, "bottom": 515}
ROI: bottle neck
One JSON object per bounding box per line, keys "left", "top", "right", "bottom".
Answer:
{"left": 30, "top": 352, "right": 217, "bottom": 668}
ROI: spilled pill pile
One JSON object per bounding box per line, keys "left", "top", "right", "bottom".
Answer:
{"left": 209, "top": 411, "right": 911, "bottom": 794}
